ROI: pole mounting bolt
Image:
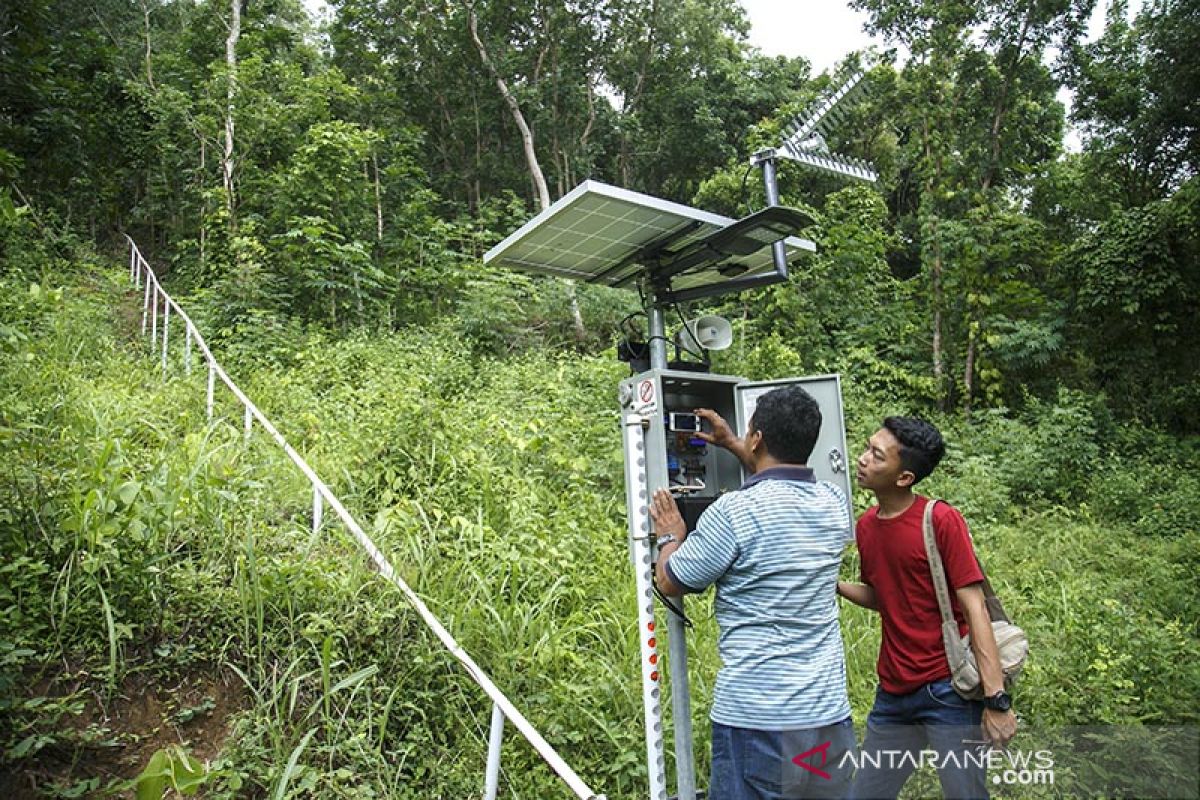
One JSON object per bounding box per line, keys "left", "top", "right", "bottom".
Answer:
{"left": 750, "top": 148, "right": 777, "bottom": 166}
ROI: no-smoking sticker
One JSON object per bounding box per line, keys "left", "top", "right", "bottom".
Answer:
{"left": 637, "top": 379, "right": 657, "bottom": 411}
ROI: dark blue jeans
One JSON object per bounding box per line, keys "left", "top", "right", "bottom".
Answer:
{"left": 710, "top": 718, "right": 856, "bottom": 800}
{"left": 848, "top": 679, "right": 988, "bottom": 800}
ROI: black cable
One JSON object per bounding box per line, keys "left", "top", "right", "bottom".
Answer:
{"left": 626, "top": 283, "right": 653, "bottom": 359}
{"left": 618, "top": 310, "right": 646, "bottom": 339}
{"left": 738, "top": 162, "right": 755, "bottom": 216}
{"left": 652, "top": 581, "right": 695, "bottom": 628}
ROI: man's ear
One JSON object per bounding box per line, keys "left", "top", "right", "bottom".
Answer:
{"left": 748, "top": 429, "right": 764, "bottom": 454}
{"left": 896, "top": 470, "right": 917, "bottom": 489}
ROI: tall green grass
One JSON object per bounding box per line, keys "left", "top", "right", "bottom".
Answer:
{"left": 2, "top": 259, "right": 1197, "bottom": 798}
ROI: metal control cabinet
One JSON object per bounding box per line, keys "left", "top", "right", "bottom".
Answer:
{"left": 618, "top": 369, "right": 852, "bottom": 524}
{"left": 735, "top": 374, "right": 853, "bottom": 506}
{"left": 616, "top": 368, "right": 853, "bottom": 800}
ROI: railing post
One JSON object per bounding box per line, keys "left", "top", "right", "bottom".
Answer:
{"left": 161, "top": 301, "right": 170, "bottom": 378}
{"left": 150, "top": 282, "right": 158, "bottom": 348}
{"left": 129, "top": 246, "right": 136, "bottom": 283}
{"left": 484, "top": 702, "right": 505, "bottom": 800}
{"left": 184, "top": 325, "right": 192, "bottom": 376}
{"left": 206, "top": 363, "right": 215, "bottom": 420}
{"left": 141, "top": 276, "right": 150, "bottom": 334}
{"left": 244, "top": 404, "right": 252, "bottom": 440}
{"left": 312, "top": 484, "right": 323, "bottom": 536}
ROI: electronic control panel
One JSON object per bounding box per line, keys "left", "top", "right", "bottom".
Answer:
{"left": 619, "top": 369, "right": 852, "bottom": 533}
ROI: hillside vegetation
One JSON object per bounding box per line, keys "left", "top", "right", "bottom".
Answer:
{"left": 1, "top": 230, "right": 1197, "bottom": 797}
{"left": 2, "top": 0, "right": 1199, "bottom": 795}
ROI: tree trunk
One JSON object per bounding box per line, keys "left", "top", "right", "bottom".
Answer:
{"left": 963, "top": 323, "right": 976, "bottom": 416}
{"left": 981, "top": 6, "right": 1034, "bottom": 194}
{"left": 619, "top": 0, "right": 657, "bottom": 186}
{"left": 931, "top": 239, "right": 944, "bottom": 406}
{"left": 353, "top": 269, "right": 364, "bottom": 321}
{"left": 466, "top": 2, "right": 585, "bottom": 342}
{"left": 473, "top": 93, "right": 483, "bottom": 214}
{"left": 580, "top": 76, "right": 596, "bottom": 169}
{"left": 922, "top": 116, "right": 946, "bottom": 409}
{"left": 466, "top": 2, "right": 550, "bottom": 210}
{"left": 222, "top": 0, "right": 241, "bottom": 228}
{"left": 371, "top": 149, "right": 383, "bottom": 242}
{"left": 199, "top": 138, "right": 206, "bottom": 269}
{"left": 139, "top": 0, "right": 155, "bottom": 90}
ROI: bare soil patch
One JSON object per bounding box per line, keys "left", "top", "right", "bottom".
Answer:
{"left": 0, "top": 669, "right": 244, "bottom": 798}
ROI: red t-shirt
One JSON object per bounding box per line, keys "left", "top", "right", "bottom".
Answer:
{"left": 856, "top": 496, "right": 985, "bottom": 694}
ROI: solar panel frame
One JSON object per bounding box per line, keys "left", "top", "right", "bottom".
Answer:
{"left": 483, "top": 180, "right": 816, "bottom": 292}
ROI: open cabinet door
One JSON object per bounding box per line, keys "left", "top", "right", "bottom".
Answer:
{"left": 736, "top": 374, "right": 854, "bottom": 534}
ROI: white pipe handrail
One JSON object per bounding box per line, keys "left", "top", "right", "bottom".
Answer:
{"left": 123, "top": 236, "right": 604, "bottom": 800}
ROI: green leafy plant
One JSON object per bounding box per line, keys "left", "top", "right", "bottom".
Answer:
{"left": 129, "top": 746, "right": 210, "bottom": 799}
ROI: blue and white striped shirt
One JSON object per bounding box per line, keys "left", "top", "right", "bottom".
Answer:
{"left": 665, "top": 466, "right": 852, "bottom": 730}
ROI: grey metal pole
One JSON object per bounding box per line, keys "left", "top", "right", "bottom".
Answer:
{"left": 647, "top": 294, "right": 697, "bottom": 800}
{"left": 761, "top": 155, "right": 789, "bottom": 275}
{"left": 483, "top": 702, "right": 505, "bottom": 800}
{"left": 647, "top": 304, "right": 668, "bottom": 370}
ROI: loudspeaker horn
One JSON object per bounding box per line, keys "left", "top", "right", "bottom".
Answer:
{"left": 676, "top": 315, "right": 733, "bottom": 352}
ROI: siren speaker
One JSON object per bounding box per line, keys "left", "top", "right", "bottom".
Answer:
{"left": 676, "top": 315, "right": 733, "bottom": 352}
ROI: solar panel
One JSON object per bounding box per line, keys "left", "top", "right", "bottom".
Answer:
{"left": 483, "top": 180, "right": 816, "bottom": 293}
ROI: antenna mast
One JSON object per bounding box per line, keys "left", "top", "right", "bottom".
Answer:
{"left": 750, "top": 70, "right": 877, "bottom": 275}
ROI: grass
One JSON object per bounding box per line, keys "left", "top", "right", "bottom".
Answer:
{"left": 1, "top": 260, "right": 1197, "bottom": 798}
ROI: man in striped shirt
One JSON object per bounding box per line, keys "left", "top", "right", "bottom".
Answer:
{"left": 650, "top": 384, "right": 855, "bottom": 799}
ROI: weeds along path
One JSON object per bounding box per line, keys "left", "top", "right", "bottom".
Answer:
{"left": 5, "top": 260, "right": 1198, "bottom": 798}
{"left": 0, "top": 263, "right": 649, "bottom": 797}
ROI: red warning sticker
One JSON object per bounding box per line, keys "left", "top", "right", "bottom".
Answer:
{"left": 638, "top": 379, "right": 655, "bottom": 408}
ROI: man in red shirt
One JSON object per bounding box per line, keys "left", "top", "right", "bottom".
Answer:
{"left": 838, "top": 417, "right": 1017, "bottom": 799}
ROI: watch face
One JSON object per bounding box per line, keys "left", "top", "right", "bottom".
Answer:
{"left": 988, "top": 693, "right": 1012, "bottom": 711}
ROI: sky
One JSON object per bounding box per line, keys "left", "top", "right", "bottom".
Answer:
{"left": 738, "top": 0, "right": 879, "bottom": 75}
{"left": 738, "top": 0, "right": 1127, "bottom": 72}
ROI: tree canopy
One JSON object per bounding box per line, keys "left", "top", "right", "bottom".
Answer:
{"left": 1, "top": 0, "right": 1196, "bottom": 429}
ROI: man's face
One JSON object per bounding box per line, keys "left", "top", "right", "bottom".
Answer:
{"left": 741, "top": 422, "right": 764, "bottom": 467}
{"left": 857, "top": 427, "right": 911, "bottom": 491}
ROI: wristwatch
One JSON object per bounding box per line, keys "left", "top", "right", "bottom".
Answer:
{"left": 656, "top": 534, "right": 678, "bottom": 548}
{"left": 983, "top": 691, "right": 1012, "bottom": 712}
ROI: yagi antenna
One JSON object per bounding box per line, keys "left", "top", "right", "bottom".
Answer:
{"left": 753, "top": 70, "right": 877, "bottom": 183}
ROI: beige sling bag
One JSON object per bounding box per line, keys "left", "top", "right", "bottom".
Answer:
{"left": 923, "top": 499, "right": 1029, "bottom": 700}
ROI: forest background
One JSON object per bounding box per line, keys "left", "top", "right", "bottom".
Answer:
{"left": 1, "top": 0, "right": 1198, "bottom": 797}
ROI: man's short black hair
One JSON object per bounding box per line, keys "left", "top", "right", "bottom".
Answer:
{"left": 882, "top": 416, "right": 945, "bottom": 484}
{"left": 750, "top": 385, "right": 821, "bottom": 464}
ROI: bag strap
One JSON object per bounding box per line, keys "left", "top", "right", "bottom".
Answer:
{"left": 922, "top": 499, "right": 959, "bottom": 628}
{"left": 923, "top": 498, "right": 1010, "bottom": 624}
